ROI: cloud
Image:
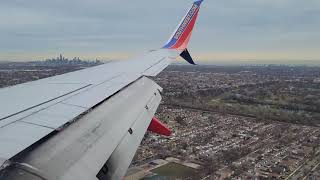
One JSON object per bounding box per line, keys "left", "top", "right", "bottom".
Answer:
{"left": 0, "top": 0, "right": 320, "bottom": 61}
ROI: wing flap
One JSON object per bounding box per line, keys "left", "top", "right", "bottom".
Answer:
{"left": 21, "top": 103, "right": 87, "bottom": 129}
{"left": 0, "top": 122, "right": 52, "bottom": 164}
{"left": 1, "top": 77, "right": 162, "bottom": 180}
{"left": 103, "top": 92, "right": 160, "bottom": 179}
{"left": 0, "top": 83, "right": 91, "bottom": 122}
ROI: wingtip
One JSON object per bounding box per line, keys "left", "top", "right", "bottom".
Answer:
{"left": 163, "top": 0, "right": 203, "bottom": 50}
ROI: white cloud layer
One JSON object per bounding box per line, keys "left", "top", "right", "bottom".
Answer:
{"left": 0, "top": 0, "right": 319, "bottom": 61}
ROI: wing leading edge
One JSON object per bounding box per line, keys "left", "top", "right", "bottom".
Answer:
{"left": 0, "top": 1, "right": 205, "bottom": 179}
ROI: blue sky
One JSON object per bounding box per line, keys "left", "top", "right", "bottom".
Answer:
{"left": 0, "top": 0, "right": 320, "bottom": 62}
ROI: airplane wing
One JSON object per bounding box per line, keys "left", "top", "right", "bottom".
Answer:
{"left": 0, "top": 0, "right": 204, "bottom": 179}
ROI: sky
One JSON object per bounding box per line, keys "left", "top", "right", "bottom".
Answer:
{"left": 0, "top": 0, "right": 320, "bottom": 63}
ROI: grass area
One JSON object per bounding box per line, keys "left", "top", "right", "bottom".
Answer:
{"left": 207, "top": 98, "right": 320, "bottom": 126}
{"left": 202, "top": 81, "right": 320, "bottom": 126}
{"left": 145, "top": 162, "right": 198, "bottom": 179}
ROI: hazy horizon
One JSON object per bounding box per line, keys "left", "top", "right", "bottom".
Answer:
{"left": 1, "top": 56, "right": 319, "bottom": 67}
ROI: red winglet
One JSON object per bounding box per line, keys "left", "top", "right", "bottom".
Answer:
{"left": 148, "top": 117, "right": 172, "bottom": 136}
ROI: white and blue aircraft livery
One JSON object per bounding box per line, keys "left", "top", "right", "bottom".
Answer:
{"left": 0, "top": 0, "right": 204, "bottom": 179}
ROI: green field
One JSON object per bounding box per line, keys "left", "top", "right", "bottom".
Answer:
{"left": 142, "top": 162, "right": 198, "bottom": 180}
